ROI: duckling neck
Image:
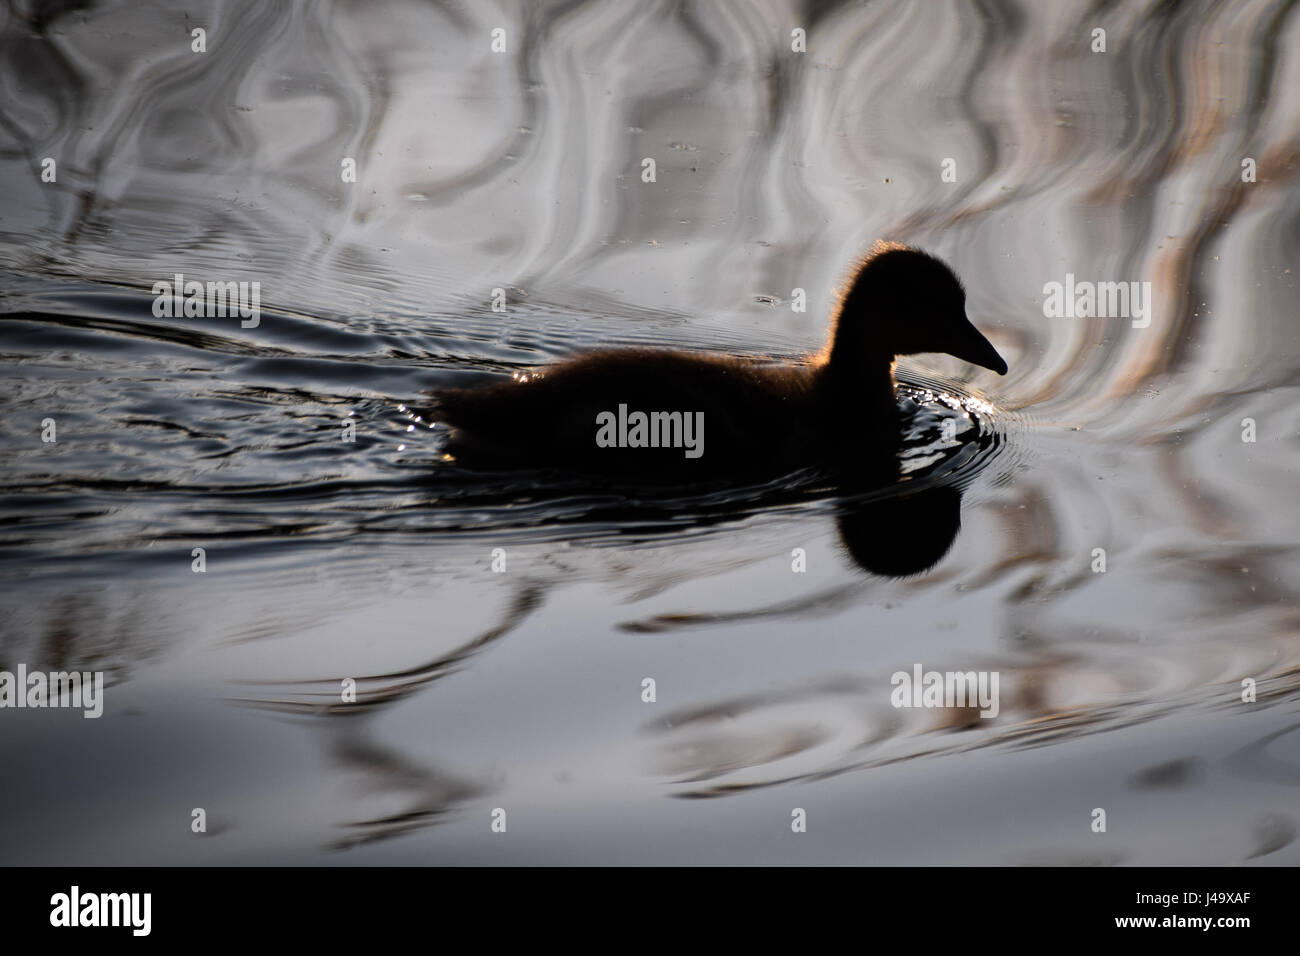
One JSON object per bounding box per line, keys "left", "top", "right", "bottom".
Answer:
{"left": 817, "top": 355, "right": 900, "bottom": 436}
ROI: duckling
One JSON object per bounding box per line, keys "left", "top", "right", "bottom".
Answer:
{"left": 433, "top": 241, "right": 1007, "bottom": 483}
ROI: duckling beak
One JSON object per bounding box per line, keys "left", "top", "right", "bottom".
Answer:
{"left": 947, "top": 316, "right": 1008, "bottom": 375}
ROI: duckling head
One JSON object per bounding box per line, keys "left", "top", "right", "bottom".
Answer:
{"left": 825, "top": 241, "right": 1008, "bottom": 376}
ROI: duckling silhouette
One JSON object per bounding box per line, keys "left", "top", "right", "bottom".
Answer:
{"left": 433, "top": 242, "right": 1006, "bottom": 483}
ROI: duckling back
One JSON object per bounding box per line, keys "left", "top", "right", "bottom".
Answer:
{"left": 435, "top": 348, "right": 840, "bottom": 482}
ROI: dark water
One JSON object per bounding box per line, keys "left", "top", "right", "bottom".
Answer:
{"left": 1, "top": 0, "right": 1298, "bottom": 865}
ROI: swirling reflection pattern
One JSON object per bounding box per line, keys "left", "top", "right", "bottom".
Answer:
{"left": 0, "top": 0, "right": 1296, "bottom": 861}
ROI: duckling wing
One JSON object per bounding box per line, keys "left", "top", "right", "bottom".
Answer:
{"left": 435, "top": 349, "right": 813, "bottom": 477}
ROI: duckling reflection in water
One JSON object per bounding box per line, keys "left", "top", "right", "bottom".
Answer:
{"left": 435, "top": 242, "right": 1006, "bottom": 483}
{"left": 835, "top": 484, "right": 965, "bottom": 577}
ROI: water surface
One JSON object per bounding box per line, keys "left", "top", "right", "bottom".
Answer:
{"left": 1, "top": 0, "right": 1298, "bottom": 865}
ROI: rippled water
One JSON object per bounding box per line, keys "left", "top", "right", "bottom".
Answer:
{"left": 1, "top": 0, "right": 1298, "bottom": 865}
